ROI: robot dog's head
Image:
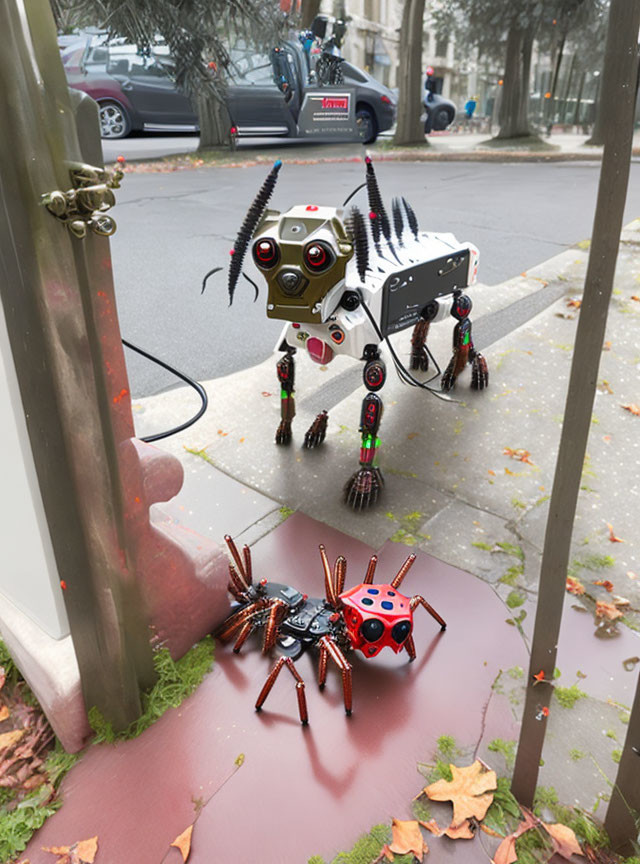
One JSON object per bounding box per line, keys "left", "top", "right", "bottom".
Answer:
{"left": 252, "top": 205, "right": 353, "bottom": 324}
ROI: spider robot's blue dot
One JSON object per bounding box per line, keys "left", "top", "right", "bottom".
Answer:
{"left": 381, "top": 601, "right": 394, "bottom": 611}
{"left": 367, "top": 588, "right": 379, "bottom": 595}
{"left": 387, "top": 590, "right": 396, "bottom": 596}
{"left": 361, "top": 597, "right": 374, "bottom": 606}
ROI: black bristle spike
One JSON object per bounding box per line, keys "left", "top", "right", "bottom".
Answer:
{"left": 365, "top": 156, "right": 391, "bottom": 243}
{"left": 392, "top": 198, "right": 404, "bottom": 245}
{"left": 228, "top": 160, "right": 282, "bottom": 304}
{"left": 401, "top": 196, "right": 419, "bottom": 240}
{"left": 346, "top": 206, "right": 369, "bottom": 283}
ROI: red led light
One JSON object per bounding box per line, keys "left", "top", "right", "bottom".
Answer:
{"left": 381, "top": 95, "right": 391, "bottom": 104}
{"left": 230, "top": 126, "right": 237, "bottom": 134}
{"left": 116, "top": 155, "right": 126, "bottom": 164}
{"left": 292, "top": 322, "right": 300, "bottom": 329}
{"left": 305, "top": 244, "right": 326, "bottom": 268}
{"left": 369, "top": 211, "right": 377, "bottom": 220}
{"left": 306, "top": 205, "right": 319, "bottom": 211}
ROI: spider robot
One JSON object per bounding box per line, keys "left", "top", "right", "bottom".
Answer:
{"left": 203, "top": 157, "right": 488, "bottom": 508}
{"left": 216, "top": 534, "right": 446, "bottom": 724}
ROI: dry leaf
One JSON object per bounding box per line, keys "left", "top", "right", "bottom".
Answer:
{"left": 595, "top": 601, "right": 623, "bottom": 621}
{"left": 503, "top": 448, "right": 534, "bottom": 465}
{"left": 566, "top": 577, "right": 585, "bottom": 596}
{"left": 0, "top": 729, "right": 25, "bottom": 751}
{"left": 420, "top": 819, "right": 443, "bottom": 836}
{"left": 597, "top": 380, "right": 613, "bottom": 394}
{"left": 42, "top": 836, "right": 98, "bottom": 864}
{"left": 621, "top": 403, "right": 640, "bottom": 416}
{"left": 606, "top": 523, "right": 624, "bottom": 543}
{"left": 444, "top": 820, "right": 475, "bottom": 839}
{"left": 566, "top": 298, "right": 582, "bottom": 308}
{"left": 425, "top": 761, "right": 496, "bottom": 827}
{"left": 386, "top": 819, "right": 429, "bottom": 860}
{"left": 593, "top": 580, "right": 614, "bottom": 592}
{"left": 631, "top": 295, "right": 640, "bottom": 302}
{"left": 493, "top": 834, "right": 518, "bottom": 864}
{"left": 170, "top": 825, "right": 193, "bottom": 863}
{"left": 0, "top": 705, "right": 10, "bottom": 722}
{"left": 542, "top": 822, "right": 583, "bottom": 860}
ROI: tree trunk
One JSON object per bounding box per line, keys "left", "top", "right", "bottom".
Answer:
{"left": 560, "top": 52, "right": 575, "bottom": 124}
{"left": 496, "top": 22, "right": 531, "bottom": 139}
{"left": 393, "top": 0, "right": 427, "bottom": 146}
{"left": 572, "top": 70, "right": 585, "bottom": 125}
{"left": 197, "top": 90, "right": 232, "bottom": 150}
{"left": 510, "top": 0, "right": 640, "bottom": 809}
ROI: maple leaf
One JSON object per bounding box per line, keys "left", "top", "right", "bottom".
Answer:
{"left": 421, "top": 820, "right": 443, "bottom": 836}
{"left": 621, "top": 403, "right": 640, "bottom": 416}
{"left": 170, "top": 825, "right": 193, "bottom": 863}
{"left": 444, "top": 820, "right": 475, "bottom": 839}
{"left": 503, "top": 448, "right": 534, "bottom": 465}
{"left": 606, "top": 523, "right": 624, "bottom": 543}
{"left": 542, "top": 822, "right": 583, "bottom": 860}
{"left": 595, "top": 601, "right": 623, "bottom": 621}
{"left": 382, "top": 819, "right": 429, "bottom": 861}
{"left": 0, "top": 728, "right": 25, "bottom": 751}
{"left": 492, "top": 809, "right": 537, "bottom": 864}
{"left": 566, "top": 577, "right": 585, "bottom": 595}
{"left": 424, "top": 761, "right": 496, "bottom": 827}
{"left": 42, "top": 836, "right": 98, "bottom": 864}
{"left": 593, "top": 580, "right": 614, "bottom": 592}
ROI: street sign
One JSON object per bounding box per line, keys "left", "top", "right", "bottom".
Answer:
{"left": 297, "top": 87, "right": 360, "bottom": 141}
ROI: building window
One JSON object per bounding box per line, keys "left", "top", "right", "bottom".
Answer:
{"left": 435, "top": 35, "right": 448, "bottom": 58}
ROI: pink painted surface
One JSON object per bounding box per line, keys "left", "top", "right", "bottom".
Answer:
{"left": 25, "top": 513, "right": 527, "bottom": 864}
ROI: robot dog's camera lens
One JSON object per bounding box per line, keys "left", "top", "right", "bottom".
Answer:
{"left": 303, "top": 241, "right": 334, "bottom": 274}
{"left": 391, "top": 620, "right": 412, "bottom": 644}
{"left": 253, "top": 238, "right": 279, "bottom": 269}
{"left": 360, "top": 618, "right": 384, "bottom": 643}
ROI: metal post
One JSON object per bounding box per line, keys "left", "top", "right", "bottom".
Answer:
{"left": 0, "top": 0, "right": 155, "bottom": 731}
{"left": 510, "top": 0, "right": 640, "bottom": 807}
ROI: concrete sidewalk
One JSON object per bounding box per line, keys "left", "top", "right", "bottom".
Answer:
{"left": 23, "top": 220, "right": 640, "bottom": 863}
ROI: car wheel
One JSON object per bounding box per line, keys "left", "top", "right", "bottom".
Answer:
{"left": 433, "top": 107, "right": 452, "bottom": 131}
{"left": 356, "top": 107, "right": 377, "bottom": 144}
{"left": 98, "top": 100, "right": 131, "bottom": 139}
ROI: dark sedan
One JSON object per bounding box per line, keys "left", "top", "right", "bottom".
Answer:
{"left": 62, "top": 39, "right": 396, "bottom": 144}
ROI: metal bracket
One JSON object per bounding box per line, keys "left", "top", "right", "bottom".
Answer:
{"left": 41, "top": 159, "right": 125, "bottom": 239}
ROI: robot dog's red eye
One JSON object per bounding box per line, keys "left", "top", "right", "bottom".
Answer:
{"left": 253, "top": 238, "right": 279, "bottom": 269}
{"left": 303, "top": 241, "right": 334, "bottom": 273}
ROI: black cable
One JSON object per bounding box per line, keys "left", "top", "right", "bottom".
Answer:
{"left": 355, "top": 291, "right": 461, "bottom": 403}
{"left": 122, "top": 338, "right": 208, "bottom": 442}
{"left": 342, "top": 182, "right": 366, "bottom": 207}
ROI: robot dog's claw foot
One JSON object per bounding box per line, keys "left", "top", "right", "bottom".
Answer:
{"left": 304, "top": 410, "right": 328, "bottom": 449}
{"left": 440, "top": 356, "right": 459, "bottom": 392}
{"left": 471, "top": 353, "right": 489, "bottom": 390}
{"left": 409, "top": 348, "right": 429, "bottom": 373}
{"left": 344, "top": 466, "right": 384, "bottom": 510}
{"left": 276, "top": 420, "right": 292, "bottom": 445}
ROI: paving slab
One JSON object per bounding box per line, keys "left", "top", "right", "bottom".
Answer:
{"left": 24, "top": 513, "right": 527, "bottom": 864}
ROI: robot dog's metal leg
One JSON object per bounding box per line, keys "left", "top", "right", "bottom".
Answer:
{"left": 344, "top": 350, "right": 385, "bottom": 509}
{"left": 276, "top": 350, "right": 296, "bottom": 444}
{"left": 410, "top": 319, "right": 430, "bottom": 372}
{"left": 304, "top": 409, "right": 329, "bottom": 449}
{"left": 441, "top": 291, "right": 488, "bottom": 392}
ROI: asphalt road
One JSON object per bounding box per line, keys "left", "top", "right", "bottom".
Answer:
{"left": 110, "top": 158, "right": 640, "bottom": 397}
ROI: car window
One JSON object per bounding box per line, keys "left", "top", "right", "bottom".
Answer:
{"left": 108, "top": 52, "right": 171, "bottom": 80}
{"left": 230, "top": 49, "right": 277, "bottom": 87}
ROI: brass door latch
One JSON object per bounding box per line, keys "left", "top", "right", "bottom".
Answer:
{"left": 41, "top": 158, "right": 125, "bottom": 239}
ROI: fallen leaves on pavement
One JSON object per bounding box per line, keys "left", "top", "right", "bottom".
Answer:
{"left": 503, "top": 448, "right": 535, "bottom": 465}
{"left": 170, "top": 825, "right": 193, "bottom": 862}
{"left": 595, "top": 601, "right": 623, "bottom": 621}
{"left": 566, "top": 298, "right": 582, "bottom": 308}
{"left": 493, "top": 809, "right": 583, "bottom": 864}
{"left": 566, "top": 577, "right": 585, "bottom": 595}
{"left": 42, "top": 836, "right": 98, "bottom": 864}
{"left": 621, "top": 403, "right": 640, "bottom": 416}
{"left": 381, "top": 819, "right": 430, "bottom": 861}
{"left": 493, "top": 809, "right": 538, "bottom": 864}
{"left": 606, "top": 523, "right": 624, "bottom": 543}
{"left": 593, "top": 580, "right": 613, "bottom": 592}
{"left": 543, "top": 821, "right": 584, "bottom": 860}
{"left": 423, "top": 760, "right": 497, "bottom": 827}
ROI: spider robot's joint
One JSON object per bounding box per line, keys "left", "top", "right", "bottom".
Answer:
{"left": 441, "top": 290, "right": 489, "bottom": 392}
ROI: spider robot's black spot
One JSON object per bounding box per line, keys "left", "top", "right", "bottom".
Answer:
{"left": 360, "top": 618, "right": 384, "bottom": 642}
{"left": 391, "top": 620, "right": 412, "bottom": 644}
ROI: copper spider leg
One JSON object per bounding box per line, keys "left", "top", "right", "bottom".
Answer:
{"left": 318, "top": 643, "right": 329, "bottom": 688}
{"left": 390, "top": 553, "right": 417, "bottom": 589}
{"left": 404, "top": 634, "right": 417, "bottom": 661}
{"left": 410, "top": 594, "right": 447, "bottom": 631}
{"left": 363, "top": 554, "right": 378, "bottom": 585}
{"left": 255, "top": 656, "right": 309, "bottom": 725}
{"left": 262, "top": 599, "right": 288, "bottom": 653}
{"left": 319, "top": 545, "right": 339, "bottom": 608}
{"left": 224, "top": 535, "right": 251, "bottom": 589}
{"left": 228, "top": 563, "right": 249, "bottom": 601}
{"left": 334, "top": 555, "right": 347, "bottom": 597}
{"left": 319, "top": 635, "right": 353, "bottom": 715}
{"left": 233, "top": 620, "right": 255, "bottom": 653}
{"left": 216, "top": 599, "right": 265, "bottom": 642}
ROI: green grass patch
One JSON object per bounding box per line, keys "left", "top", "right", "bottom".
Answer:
{"left": 506, "top": 590, "right": 526, "bottom": 609}
{"left": 500, "top": 564, "right": 524, "bottom": 586}
{"left": 496, "top": 541, "right": 525, "bottom": 561}
{"left": 0, "top": 786, "right": 62, "bottom": 863}
{"left": 554, "top": 685, "right": 587, "bottom": 709}
{"left": 89, "top": 636, "right": 214, "bottom": 743}
{"left": 308, "top": 824, "right": 392, "bottom": 864}
{"left": 472, "top": 540, "right": 493, "bottom": 551}
{"left": 611, "top": 749, "right": 622, "bottom": 764}
{"left": 279, "top": 505, "right": 295, "bottom": 521}
{"left": 184, "top": 445, "right": 215, "bottom": 466}
{"left": 569, "top": 749, "right": 585, "bottom": 761}
{"left": 507, "top": 665, "right": 524, "bottom": 679}
{"left": 488, "top": 738, "right": 516, "bottom": 770}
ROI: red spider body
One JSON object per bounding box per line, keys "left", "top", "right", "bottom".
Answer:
{"left": 340, "top": 583, "right": 412, "bottom": 658}
{"left": 216, "top": 535, "right": 446, "bottom": 723}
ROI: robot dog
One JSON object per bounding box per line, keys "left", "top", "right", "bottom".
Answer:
{"left": 204, "top": 157, "right": 488, "bottom": 508}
